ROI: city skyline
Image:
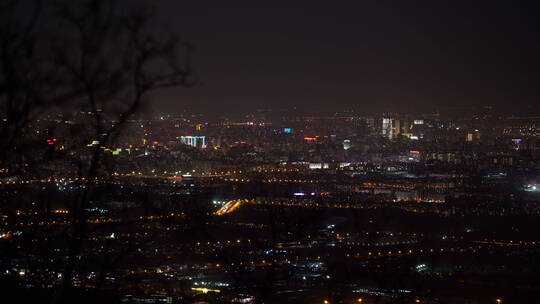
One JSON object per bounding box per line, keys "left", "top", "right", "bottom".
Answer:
{"left": 3, "top": 1, "right": 540, "bottom": 303}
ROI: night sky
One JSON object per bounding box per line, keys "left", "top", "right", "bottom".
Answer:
{"left": 150, "top": 0, "right": 540, "bottom": 115}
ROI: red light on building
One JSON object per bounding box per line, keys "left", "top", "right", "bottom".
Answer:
{"left": 409, "top": 150, "right": 420, "bottom": 154}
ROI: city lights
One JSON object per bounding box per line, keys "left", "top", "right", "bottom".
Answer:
{"left": 2, "top": 1, "right": 539, "bottom": 303}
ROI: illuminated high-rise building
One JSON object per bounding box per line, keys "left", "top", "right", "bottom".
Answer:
{"left": 382, "top": 118, "right": 401, "bottom": 139}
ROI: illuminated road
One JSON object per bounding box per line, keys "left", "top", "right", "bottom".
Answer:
{"left": 214, "top": 199, "right": 249, "bottom": 215}
{"left": 213, "top": 198, "right": 377, "bottom": 216}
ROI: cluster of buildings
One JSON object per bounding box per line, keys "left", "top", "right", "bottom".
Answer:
{"left": 1, "top": 108, "right": 540, "bottom": 303}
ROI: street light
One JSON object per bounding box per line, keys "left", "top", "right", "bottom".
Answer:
{"left": 496, "top": 299, "right": 502, "bottom": 304}
{"left": 357, "top": 298, "right": 363, "bottom": 302}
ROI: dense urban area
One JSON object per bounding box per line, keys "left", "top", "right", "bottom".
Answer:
{"left": 2, "top": 108, "right": 540, "bottom": 303}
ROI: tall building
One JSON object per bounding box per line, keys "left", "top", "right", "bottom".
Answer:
{"left": 382, "top": 118, "right": 401, "bottom": 139}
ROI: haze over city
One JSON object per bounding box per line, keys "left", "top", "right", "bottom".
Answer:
{"left": 150, "top": 0, "right": 540, "bottom": 114}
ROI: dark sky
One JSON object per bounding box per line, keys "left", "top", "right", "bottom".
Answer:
{"left": 149, "top": 0, "right": 540, "bottom": 115}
